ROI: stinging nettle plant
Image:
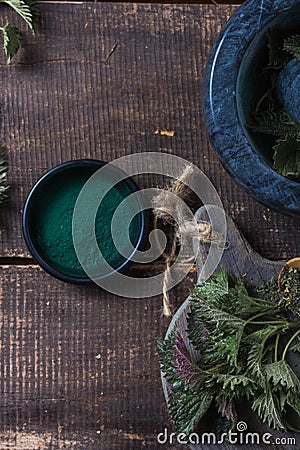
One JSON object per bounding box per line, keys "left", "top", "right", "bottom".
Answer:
{"left": 159, "top": 269, "right": 300, "bottom": 437}
{"left": 0, "top": 0, "right": 39, "bottom": 63}
{"left": 250, "top": 33, "right": 300, "bottom": 181}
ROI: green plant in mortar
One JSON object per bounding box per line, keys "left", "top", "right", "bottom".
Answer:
{"left": 249, "top": 31, "right": 300, "bottom": 180}
{"left": 35, "top": 173, "right": 141, "bottom": 278}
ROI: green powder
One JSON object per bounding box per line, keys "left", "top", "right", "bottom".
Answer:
{"left": 34, "top": 168, "right": 142, "bottom": 278}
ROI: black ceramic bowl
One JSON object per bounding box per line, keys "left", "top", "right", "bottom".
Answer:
{"left": 203, "top": 0, "right": 300, "bottom": 217}
{"left": 23, "top": 159, "right": 148, "bottom": 284}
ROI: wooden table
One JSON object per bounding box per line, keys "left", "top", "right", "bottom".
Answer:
{"left": 1, "top": 1, "right": 300, "bottom": 449}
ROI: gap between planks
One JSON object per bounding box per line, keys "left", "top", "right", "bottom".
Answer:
{"left": 0, "top": 257, "right": 197, "bottom": 272}
{"left": 40, "top": 1, "right": 243, "bottom": 5}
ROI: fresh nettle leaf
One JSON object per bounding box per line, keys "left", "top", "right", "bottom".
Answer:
{"left": 217, "top": 398, "right": 237, "bottom": 426}
{"left": 1, "top": 22, "right": 19, "bottom": 64}
{"left": 263, "top": 360, "right": 300, "bottom": 392}
{"left": 290, "top": 340, "right": 300, "bottom": 354}
{"left": 283, "top": 34, "right": 300, "bottom": 62}
{"left": 192, "top": 268, "right": 229, "bottom": 302}
{"left": 203, "top": 327, "right": 244, "bottom": 370}
{"left": 214, "top": 373, "right": 254, "bottom": 400}
{"left": 173, "top": 332, "right": 205, "bottom": 389}
{"left": 168, "top": 388, "right": 213, "bottom": 436}
{"left": 246, "top": 326, "right": 284, "bottom": 376}
{"left": 0, "top": 0, "right": 39, "bottom": 63}
{"left": 250, "top": 109, "right": 300, "bottom": 139}
{"left": 158, "top": 331, "right": 178, "bottom": 386}
{"left": 252, "top": 384, "right": 286, "bottom": 431}
{"left": 186, "top": 312, "right": 210, "bottom": 352}
{"left": 273, "top": 136, "right": 300, "bottom": 181}
{"left": 2, "top": 0, "right": 34, "bottom": 31}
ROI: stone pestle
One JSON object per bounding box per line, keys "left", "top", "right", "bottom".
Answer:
{"left": 277, "top": 58, "right": 300, "bottom": 125}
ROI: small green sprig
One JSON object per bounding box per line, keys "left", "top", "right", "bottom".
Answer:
{"left": 283, "top": 34, "right": 300, "bottom": 62}
{"left": 0, "top": 0, "right": 39, "bottom": 63}
{"left": 158, "top": 269, "right": 300, "bottom": 437}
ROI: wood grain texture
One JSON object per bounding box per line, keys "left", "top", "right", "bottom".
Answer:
{"left": 0, "top": 264, "right": 195, "bottom": 449}
{"left": 0, "top": 2, "right": 299, "bottom": 449}
{"left": 0, "top": 2, "right": 300, "bottom": 261}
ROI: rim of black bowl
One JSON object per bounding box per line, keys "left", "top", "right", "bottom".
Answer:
{"left": 22, "top": 159, "right": 149, "bottom": 284}
{"left": 203, "top": 0, "right": 300, "bottom": 218}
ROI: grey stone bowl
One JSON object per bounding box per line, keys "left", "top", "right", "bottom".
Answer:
{"left": 203, "top": 0, "right": 300, "bottom": 218}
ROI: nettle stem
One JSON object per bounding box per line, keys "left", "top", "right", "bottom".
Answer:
{"left": 274, "top": 334, "right": 280, "bottom": 362}
{"left": 250, "top": 320, "right": 288, "bottom": 325}
{"left": 282, "top": 328, "right": 300, "bottom": 361}
{"left": 245, "top": 309, "right": 281, "bottom": 326}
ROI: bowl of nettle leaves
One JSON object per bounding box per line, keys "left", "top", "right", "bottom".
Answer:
{"left": 159, "top": 267, "right": 300, "bottom": 446}
{"left": 203, "top": 0, "right": 300, "bottom": 217}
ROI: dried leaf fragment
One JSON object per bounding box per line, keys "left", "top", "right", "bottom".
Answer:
{"left": 154, "top": 129, "right": 175, "bottom": 137}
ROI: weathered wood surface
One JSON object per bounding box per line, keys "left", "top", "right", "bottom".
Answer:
{"left": 1, "top": 2, "right": 300, "bottom": 261}
{"left": 163, "top": 207, "right": 298, "bottom": 450}
{"left": 0, "top": 2, "right": 299, "bottom": 449}
{"left": 0, "top": 264, "right": 195, "bottom": 449}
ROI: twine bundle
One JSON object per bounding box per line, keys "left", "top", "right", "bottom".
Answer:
{"left": 152, "top": 165, "right": 224, "bottom": 317}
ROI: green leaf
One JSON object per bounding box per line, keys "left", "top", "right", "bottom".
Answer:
{"left": 214, "top": 373, "right": 254, "bottom": 399}
{"left": 273, "top": 136, "right": 300, "bottom": 180}
{"left": 284, "top": 34, "right": 300, "bottom": 62}
{"left": 252, "top": 384, "right": 286, "bottom": 431}
{"left": 217, "top": 398, "right": 237, "bottom": 427}
{"left": 231, "top": 292, "right": 279, "bottom": 319}
{"left": 263, "top": 360, "right": 300, "bottom": 392}
{"left": 290, "top": 339, "right": 300, "bottom": 354}
{"left": 192, "top": 269, "right": 229, "bottom": 302}
{"left": 2, "top": 22, "right": 19, "bottom": 64}
{"left": 2, "top": 0, "right": 35, "bottom": 32}
{"left": 192, "top": 302, "right": 245, "bottom": 328}
{"left": 267, "top": 29, "right": 290, "bottom": 68}
{"left": 246, "top": 327, "right": 280, "bottom": 376}
{"left": 283, "top": 397, "right": 300, "bottom": 431}
{"left": 158, "top": 330, "right": 179, "bottom": 386}
{"left": 250, "top": 109, "right": 300, "bottom": 139}
{"left": 203, "top": 327, "right": 244, "bottom": 369}
{"left": 173, "top": 331, "right": 206, "bottom": 389}
{"left": 186, "top": 312, "right": 209, "bottom": 351}
{"left": 168, "top": 388, "right": 213, "bottom": 435}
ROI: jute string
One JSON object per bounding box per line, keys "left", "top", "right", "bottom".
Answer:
{"left": 152, "top": 165, "right": 225, "bottom": 317}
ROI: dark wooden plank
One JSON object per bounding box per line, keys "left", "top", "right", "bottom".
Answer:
{"left": 45, "top": 1, "right": 244, "bottom": 3}
{"left": 1, "top": 2, "right": 300, "bottom": 263}
{"left": 0, "top": 264, "right": 195, "bottom": 449}
{"left": 162, "top": 207, "right": 298, "bottom": 450}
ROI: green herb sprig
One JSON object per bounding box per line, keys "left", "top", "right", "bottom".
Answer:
{"left": 0, "top": 0, "right": 39, "bottom": 63}
{"left": 158, "top": 269, "right": 300, "bottom": 437}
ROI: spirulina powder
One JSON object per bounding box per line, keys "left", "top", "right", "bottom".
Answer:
{"left": 35, "top": 166, "right": 141, "bottom": 278}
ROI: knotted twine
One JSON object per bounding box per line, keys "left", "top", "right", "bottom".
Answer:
{"left": 152, "top": 165, "right": 225, "bottom": 317}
